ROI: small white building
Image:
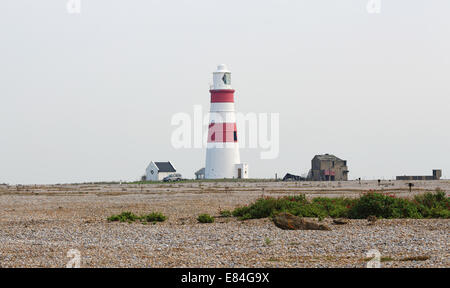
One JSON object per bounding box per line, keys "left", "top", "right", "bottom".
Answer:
{"left": 145, "top": 161, "right": 177, "bottom": 181}
{"left": 235, "top": 163, "right": 249, "bottom": 179}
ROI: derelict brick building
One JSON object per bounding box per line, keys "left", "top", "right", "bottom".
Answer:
{"left": 308, "top": 154, "right": 349, "bottom": 181}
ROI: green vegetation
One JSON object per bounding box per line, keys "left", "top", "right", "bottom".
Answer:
{"left": 347, "top": 192, "right": 422, "bottom": 219}
{"left": 107, "top": 211, "right": 139, "bottom": 222}
{"left": 232, "top": 191, "right": 449, "bottom": 220}
{"left": 413, "top": 189, "right": 450, "bottom": 218}
{"left": 363, "top": 255, "right": 429, "bottom": 262}
{"left": 197, "top": 214, "right": 215, "bottom": 223}
{"left": 219, "top": 210, "right": 232, "bottom": 217}
{"left": 380, "top": 256, "right": 395, "bottom": 262}
{"left": 141, "top": 212, "right": 167, "bottom": 223}
{"left": 107, "top": 211, "right": 167, "bottom": 224}
{"left": 232, "top": 195, "right": 353, "bottom": 220}
{"left": 399, "top": 255, "right": 430, "bottom": 261}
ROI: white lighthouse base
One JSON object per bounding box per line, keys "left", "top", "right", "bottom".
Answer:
{"left": 205, "top": 145, "right": 248, "bottom": 179}
{"left": 205, "top": 162, "right": 248, "bottom": 179}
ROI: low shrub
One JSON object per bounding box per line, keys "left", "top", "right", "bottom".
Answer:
{"left": 141, "top": 212, "right": 167, "bottom": 223}
{"left": 197, "top": 214, "right": 215, "bottom": 223}
{"left": 413, "top": 190, "right": 449, "bottom": 218}
{"left": 290, "top": 202, "right": 328, "bottom": 219}
{"left": 311, "top": 197, "right": 355, "bottom": 218}
{"left": 107, "top": 211, "right": 167, "bottom": 223}
{"left": 107, "top": 211, "right": 138, "bottom": 222}
{"left": 220, "top": 210, "right": 232, "bottom": 217}
{"left": 232, "top": 195, "right": 311, "bottom": 220}
{"left": 348, "top": 193, "right": 422, "bottom": 219}
{"left": 232, "top": 191, "right": 448, "bottom": 220}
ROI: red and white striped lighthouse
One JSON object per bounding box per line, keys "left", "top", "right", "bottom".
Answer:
{"left": 205, "top": 65, "right": 248, "bottom": 179}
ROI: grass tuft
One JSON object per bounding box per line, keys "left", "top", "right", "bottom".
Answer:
{"left": 219, "top": 210, "right": 232, "bottom": 217}
{"left": 107, "top": 211, "right": 138, "bottom": 222}
{"left": 399, "top": 255, "right": 430, "bottom": 261}
{"left": 197, "top": 214, "right": 215, "bottom": 223}
{"left": 141, "top": 212, "right": 167, "bottom": 223}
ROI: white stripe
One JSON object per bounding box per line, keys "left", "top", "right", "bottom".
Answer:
{"left": 210, "top": 103, "right": 235, "bottom": 112}
{"left": 208, "top": 112, "right": 236, "bottom": 123}
{"left": 207, "top": 142, "right": 239, "bottom": 149}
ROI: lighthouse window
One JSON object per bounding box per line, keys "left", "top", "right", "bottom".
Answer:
{"left": 222, "top": 73, "right": 231, "bottom": 85}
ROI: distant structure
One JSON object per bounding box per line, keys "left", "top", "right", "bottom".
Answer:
{"left": 396, "top": 170, "right": 442, "bottom": 181}
{"left": 195, "top": 168, "right": 205, "bottom": 180}
{"left": 307, "top": 154, "right": 349, "bottom": 181}
{"left": 145, "top": 161, "right": 176, "bottom": 181}
{"left": 283, "top": 173, "right": 305, "bottom": 181}
{"left": 205, "top": 64, "right": 248, "bottom": 179}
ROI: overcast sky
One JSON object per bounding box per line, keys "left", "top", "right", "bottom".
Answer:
{"left": 1, "top": 0, "right": 449, "bottom": 184}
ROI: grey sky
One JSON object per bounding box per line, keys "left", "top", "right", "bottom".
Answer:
{"left": 1, "top": 0, "right": 449, "bottom": 184}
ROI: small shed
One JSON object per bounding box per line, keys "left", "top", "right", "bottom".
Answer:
{"left": 283, "top": 173, "right": 304, "bottom": 181}
{"left": 195, "top": 168, "right": 206, "bottom": 180}
{"left": 145, "top": 161, "right": 176, "bottom": 181}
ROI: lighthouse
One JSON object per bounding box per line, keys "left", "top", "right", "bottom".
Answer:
{"left": 205, "top": 65, "right": 248, "bottom": 179}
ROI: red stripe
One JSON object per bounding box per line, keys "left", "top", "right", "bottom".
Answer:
{"left": 210, "top": 90, "right": 235, "bottom": 103}
{"left": 207, "top": 122, "right": 238, "bottom": 143}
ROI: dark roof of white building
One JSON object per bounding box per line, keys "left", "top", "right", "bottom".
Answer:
{"left": 195, "top": 168, "right": 205, "bottom": 175}
{"left": 154, "top": 162, "right": 176, "bottom": 173}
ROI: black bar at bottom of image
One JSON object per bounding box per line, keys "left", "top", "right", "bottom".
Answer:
{"left": 0, "top": 268, "right": 445, "bottom": 287}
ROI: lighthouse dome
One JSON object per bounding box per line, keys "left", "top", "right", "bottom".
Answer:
{"left": 216, "top": 64, "right": 230, "bottom": 73}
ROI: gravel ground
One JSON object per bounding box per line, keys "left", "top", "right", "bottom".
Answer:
{"left": 0, "top": 180, "right": 448, "bottom": 268}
